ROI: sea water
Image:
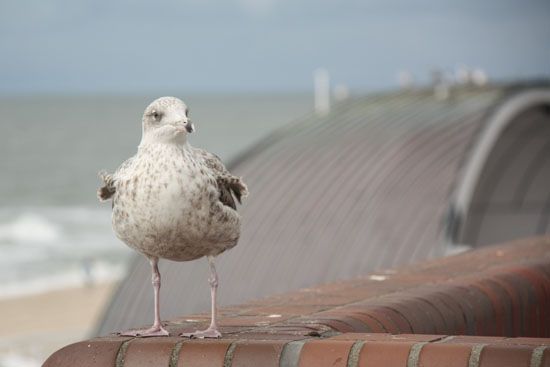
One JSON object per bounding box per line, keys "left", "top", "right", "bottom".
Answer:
{"left": 0, "top": 93, "right": 311, "bottom": 299}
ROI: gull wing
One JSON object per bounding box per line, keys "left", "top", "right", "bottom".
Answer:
{"left": 97, "top": 157, "right": 136, "bottom": 201}
{"left": 195, "top": 148, "right": 248, "bottom": 210}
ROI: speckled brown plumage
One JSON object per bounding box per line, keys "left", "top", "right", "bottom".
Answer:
{"left": 97, "top": 96, "right": 247, "bottom": 337}
{"left": 104, "top": 144, "right": 246, "bottom": 261}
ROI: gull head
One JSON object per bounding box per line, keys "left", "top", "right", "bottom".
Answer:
{"left": 141, "top": 96, "right": 194, "bottom": 144}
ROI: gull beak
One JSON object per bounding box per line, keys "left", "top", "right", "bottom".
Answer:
{"left": 173, "top": 119, "right": 194, "bottom": 134}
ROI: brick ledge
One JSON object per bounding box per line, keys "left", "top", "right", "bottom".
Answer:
{"left": 44, "top": 236, "right": 550, "bottom": 366}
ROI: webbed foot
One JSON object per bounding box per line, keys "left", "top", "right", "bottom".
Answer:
{"left": 180, "top": 327, "right": 221, "bottom": 339}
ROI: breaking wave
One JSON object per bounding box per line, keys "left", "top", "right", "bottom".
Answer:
{"left": 0, "top": 213, "right": 61, "bottom": 243}
{"left": 0, "top": 261, "right": 126, "bottom": 299}
{"left": 0, "top": 206, "right": 131, "bottom": 299}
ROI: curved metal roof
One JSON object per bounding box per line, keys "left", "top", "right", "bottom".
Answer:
{"left": 96, "top": 82, "right": 550, "bottom": 335}
{"left": 458, "top": 102, "right": 550, "bottom": 245}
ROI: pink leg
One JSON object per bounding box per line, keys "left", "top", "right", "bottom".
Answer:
{"left": 180, "top": 256, "right": 221, "bottom": 338}
{"left": 120, "top": 257, "right": 169, "bottom": 337}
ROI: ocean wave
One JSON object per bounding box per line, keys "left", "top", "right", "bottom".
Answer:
{"left": 0, "top": 213, "right": 61, "bottom": 243}
{"left": 0, "top": 261, "right": 127, "bottom": 300}
{"left": 0, "top": 206, "right": 120, "bottom": 250}
{"left": 0, "top": 206, "right": 130, "bottom": 299}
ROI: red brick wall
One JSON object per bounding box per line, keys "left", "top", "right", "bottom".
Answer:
{"left": 44, "top": 236, "right": 550, "bottom": 366}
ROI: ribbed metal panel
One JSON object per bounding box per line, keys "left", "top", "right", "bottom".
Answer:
{"left": 462, "top": 105, "right": 550, "bottom": 245}
{"left": 95, "top": 84, "right": 548, "bottom": 336}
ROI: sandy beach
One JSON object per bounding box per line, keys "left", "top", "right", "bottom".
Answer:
{"left": 0, "top": 282, "right": 116, "bottom": 366}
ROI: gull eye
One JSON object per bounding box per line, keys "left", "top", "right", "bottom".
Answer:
{"left": 150, "top": 110, "right": 162, "bottom": 121}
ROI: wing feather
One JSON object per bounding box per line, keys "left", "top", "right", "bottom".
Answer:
{"left": 97, "top": 157, "right": 135, "bottom": 202}
{"left": 195, "top": 148, "right": 248, "bottom": 209}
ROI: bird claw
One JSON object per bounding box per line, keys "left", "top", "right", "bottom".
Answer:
{"left": 118, "top": 325, "right": 169, "bottom": 337}
{"left": 180, "top": 328, "right": 221, "bottom": 339}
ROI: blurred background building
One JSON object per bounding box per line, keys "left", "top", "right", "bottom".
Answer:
{"left": 98, "top": 81, "right": 550, "bottom": 336}
{"left": 0, "top": 0, "right": 549, "bottom": 366}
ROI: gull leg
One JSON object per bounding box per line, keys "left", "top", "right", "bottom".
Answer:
{"left": 180, "top": 256, "right": 221, "bottom": 338}
{"left": 120, "top": 256, "right": 169, "bottom": 337}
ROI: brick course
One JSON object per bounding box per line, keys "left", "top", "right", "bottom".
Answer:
{"left": 44, "top": 236, "right": 550, "bottom": 366}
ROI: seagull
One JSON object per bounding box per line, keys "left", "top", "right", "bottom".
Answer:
{"left": 98, "top": 96, "right": 248, "bottom": 338}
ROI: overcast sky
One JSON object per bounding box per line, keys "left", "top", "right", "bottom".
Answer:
{"left": 1, "top": 0, "right": 549, "bottom": 94}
